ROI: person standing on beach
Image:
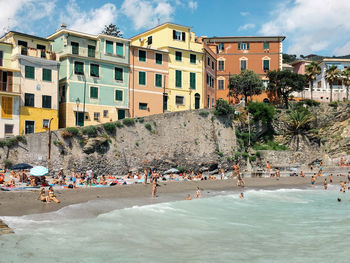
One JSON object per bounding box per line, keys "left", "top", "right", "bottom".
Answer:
{"left": 311, "top": 176, "right": 316, "bottom": 186}
{"left": 86, "top": 169, "right": 92, "bottom": 187}
{"left": 324, "top": 179, "right": 328, "bottom": 190}
{"left": 143, "top": 169, "right": 148, "bottom": 185}
{"left": 266, "top": 161, "right": 271, "bottom": 174}
{"left": 195, "top": 187, "right": 201, "bottom": 198}
{"left": 152, "top": 176, "right": 157, "bottom": 198}
{"left": 330, "top": 174, "right": 333, "bottom": 184}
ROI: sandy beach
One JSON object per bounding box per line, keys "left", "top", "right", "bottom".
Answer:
{"left": 0, "top": 175, "right": 346, "bottom": 217}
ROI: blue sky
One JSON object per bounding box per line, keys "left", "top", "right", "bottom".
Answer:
{"left": 1, "top": 0, "right": 350, "bottom": 57}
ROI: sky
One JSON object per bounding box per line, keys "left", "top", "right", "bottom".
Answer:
{"left": 1, "top": 0, "right": 350, "bottom": 57}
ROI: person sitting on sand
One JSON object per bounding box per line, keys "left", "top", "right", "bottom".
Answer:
{"left": 239, "top": 193, "right": 244, "bottom": 199}
{"left": 4, "top": 179, "right": 16, "bottom": 187}
{"left": 37, "top": 188, "right": 50, "bottom": 203}
{"left": 48, "top": 186, "right": 60, "bottom": 203}
{"left": 340, "top": 157, "right": 345, "bottom": 166}
{"left": 195, "top": 187, "right": 201, "bottom": 198}
{"left": 300, "top": 171, "right": 305, "bottom": 177}
{"left": 186, "top": 194, "right": 191, "bottom": 200}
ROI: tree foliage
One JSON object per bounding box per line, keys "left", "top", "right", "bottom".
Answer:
{"left": 342, "top": 67, "right": 350, "bottom": 101}
{"left": 266, "top": 70, "right": 307, "bottom": 108}
{"left": 247, "top": 102, "right": 275, "bottom": 124}
{"left": 228, "top": 70, "right": 263, "bottom": 102}
{"left": 102, "top": 24, "right": 123, "bottom": 37}
{"left": 214, "top": 99, "right": 234, "bottom": 116}
{"left": 305, "top": 62, "right": 321, "bottom": 100}
{"left": 283, "top": 54, "right": 297, "bottom": 63}
{"left": 325, "top": 65, "right": 340, "bottom": 102}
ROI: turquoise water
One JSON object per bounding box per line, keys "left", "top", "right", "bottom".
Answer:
{"left": 1, "top": 186, "right": 350, "bottom": 263}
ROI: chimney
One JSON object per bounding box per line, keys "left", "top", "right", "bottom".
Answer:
{"left": 60, "top": 23, "right": 67, "bottom": 29}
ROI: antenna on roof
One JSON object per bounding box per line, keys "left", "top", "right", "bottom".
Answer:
{"left": 60, "top": 23, "right": 67, "bottom": 29}
{"left": 157, "top": 17, "right": 160, "bottom": 25}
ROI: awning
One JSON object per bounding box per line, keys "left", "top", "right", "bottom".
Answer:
{"left": 72, "top": 107, "right": 88, "bottom": 112}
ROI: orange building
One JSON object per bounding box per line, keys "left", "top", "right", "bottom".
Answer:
{"left": 202, "top": 41, "right": 217, "bottom": 108}
{"left": 204, "top": 36, "right": 285, "bottom": 104}
{"left": 129, "top": 46, "right": 169, "bottom": 117}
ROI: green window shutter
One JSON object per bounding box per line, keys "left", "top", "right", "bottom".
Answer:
{"left": 90, "top": 64, "right": 99, "bottom": 77}
{"left": 155, "top": 74, "right": 162, "bottom": 87}
{"left": 74, "top": 62, "right": 84, "bottom": 75}
{"left": 115, "top": 90, "right": 123, "bottom": 101}
{"left": 175, "top": 70, "right": 182, "bottom": 88}
{"left": 71, "top": 42, "right": 79, "bottom": 54}
{"left": 25, "top": 66, "right": 35, "bottom": 79}
{"left": 190, "top": 72, "right": 196, "bottom": 89}
{"left": 139, "top": 71, "right": 146, "bottom": 85}
{"left": 238, "top": 43, "right": 240, "bottom": 50}
{"left": 247, "top": 43, "right": 250, "bottom": 50}
{"left": 139, "top": 50, "right": 146, "bottom": 62}
{"left": 263, "top": 42, "right": 270, "bottom": 49}
{"left": 115, "top": 67, "right": 123, "bottom": 81}
{"left": 156, "top": 53, "right": 162, "bottom": 64}
{"left": 42, "top": 68, "right": 52, "bottom": 82}
{"left": 175, "top": 51, "right": 182, "bottom": 61}
{"left": 190, "top": 54, "right": 196, "bottom": 63}
{"left": 106, "top": 41, "right": 114, "bottom": 54}
{"left": 116, "top": 43, "right": 123, "bottom": 56}
{"left": 88, "top": 45, "right": 95, "bottom": 57}
{"left": 90, "top": 87, "right": 98, "bottom": 99}
{"left": 263, "top": 60, "right": 270, "bottom": 71}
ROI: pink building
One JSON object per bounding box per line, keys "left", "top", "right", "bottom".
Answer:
{"left": 291, "top": 60, "right": 311, "bottom": 75}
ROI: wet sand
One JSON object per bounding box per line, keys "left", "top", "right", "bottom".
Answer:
{"left": 0, "top": 175, "right": 346, "bottom": 217}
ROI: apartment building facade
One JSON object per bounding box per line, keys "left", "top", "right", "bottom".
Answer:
{"left": 131, "top": 23, "right": 204, "bottom": 112}
{"left": 202, "top": 41, "right": 217, "bottom": 108}
{"left": 129, "top": 46, "right": 168, "bottom": 117}
{"left": 0, "top": 31, "right": 60, "bottom": 135}
{"left": 48, "top": 28, "right": 130, "bottom": 128}
{"left": 204, "top": 36, "right": 285, "bottom": 104}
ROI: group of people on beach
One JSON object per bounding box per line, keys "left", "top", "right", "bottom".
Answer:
{"left": 37, "top": 186, "right": 60, "bottom": 203}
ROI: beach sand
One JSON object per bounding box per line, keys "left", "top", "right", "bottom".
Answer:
{"left": 0, "top": 175, "right": 346, "bottom": 217}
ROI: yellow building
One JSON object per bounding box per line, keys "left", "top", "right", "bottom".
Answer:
{"left": 131, "top": 23, "right": 204, "bottom": 111}
{"left": 0, "top": 32, "right": 59, "bottom": 134}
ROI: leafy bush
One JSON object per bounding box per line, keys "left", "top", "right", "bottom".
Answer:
{"left": 297, "top": 99, "right": 320, "bottom": 107}
{"left": 66, "top": 127, "right": 80, "bottom": 136}
{"left": 53, "top": 140, "right": 64, "bottom": 147}
{"left": 255, "top": 151, "right": 261, "bottom": 158}
{"left": 214, "top": 99, "right": 234, "bottom": 116}
{"left": 123, "top": 118, "right": 135, "bottom": 126}
{"left": 6, "top": 137, "right": 18, "bottom": 148}
{"left": 329, "top": 101, "right": 338, "bottom": 108}
{"left": 176, "top": 166, "right": 186, "bottom": 173}
{"left": 145, "top": 123, "right": 152, "bottom": 131}
{"left": 137, "top": 117, "right": 144, "bottom": 123}
{"left": 247, "top": 102, "right": 275, "bottom": 124}
{"left": 199, "top": 111, "right": 209, "bottom": 117}
{"left": 217, "top": 151, "right": 224, "bottom": 157}
{"left": 4, "top": 159, "right": 12, "bottom": 169}
{"left": 135, "top": 142, "right": 139, "bottom": 147}
{"left": 0, "top": 140, "right": 6, "bottom": 147}
{"left": 61, "top": 130, "right": 73, "bottom": 138}
{"left": 116, "top": 121, "right": 123, "bottom": 128}
{"left": 82, "top": 126, "right": 97, "bottom": 137}
{"left": 286, "top": 110, "right": 291, "bottom": 114}
{"left": 253, "top": 141, "right": 288, "bottom": 151}
{"left": 16, "top": 135, "right": 27, "bottom": 144}
{"left": 249, "top": 155, "right": 257, "bottom": 162}
{"left": 242, "top": 152, "right": 249, "bottom": 159}
{"left": 103, "top": 122, "right": 116, "bottom": 133}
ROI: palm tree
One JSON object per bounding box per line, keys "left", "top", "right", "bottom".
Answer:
{"left": 305, "top": 62, "right": 321, "bottom": 100}
{"left": 325, "top": 65, "right": 340, "bottom": 102}
{"left": 342, "top": 67, "right": 350, "bottom": 101}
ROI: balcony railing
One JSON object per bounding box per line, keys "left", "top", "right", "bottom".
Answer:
{"left": 0, "top": 82, "right": 21, "bottom": 93}
{"left": 17, "top": 46, "right": 57, "bottom": 61}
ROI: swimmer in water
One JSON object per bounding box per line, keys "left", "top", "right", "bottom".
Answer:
{"left": 186, "top": 194, "right": 191, "bottom": 200}
{"left": 239, "top": 193, "right": 244, "bottom": 199}
{"left": 338, "top": 198, "right": 341, "bottom": 202}
{"left": 324, "top": 179, "right": 327, "bottom": 190}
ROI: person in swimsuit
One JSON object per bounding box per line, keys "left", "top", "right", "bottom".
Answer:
{"left": 239, "top": 193, "right": 244, "bottom": 199}
{"left": 48, "top": 186, "right": 60, "bottom": 203}
{"left": 186, "top": 194, "right": 191, "bottom": 200}
{"left": 329, "top": 174, "right": 333, "bottom": 184}
{"left": 266, "top": 161, "right": 271, "bottom": 174}
{"left": 324, "top": 179, "right": 327, "bottom": 190}
{"left": 195, "top": 187, "right": 201, "bottom": 198}
{"left": 37, "top": 188, "right": 50, "bottom": 203}
{"left": 152, "top": 178, "right": 157, "bottom": 198}
{"left": 311, "top": 176, "right": 316, "bottom": 186}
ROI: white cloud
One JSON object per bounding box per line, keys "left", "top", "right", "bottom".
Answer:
{"left": 334, "top": 42, "right": 350, "bottom": 56}
{"left": 240, "top": 11, "right": 250, "bottom": 17}
{"left": 238, "top": 23, "right": 255, "bottom": 31}
{"left": 260, "top": 0, "right": 350, "bottom": 56}
{"left": 121, "top": 0, "right": 174, "bottom": 30}
{"left": 188, "top": 1, "right": 198, "bottom": 11}
{"left": 60, "top": 0, "right": 117, "bottom": 35}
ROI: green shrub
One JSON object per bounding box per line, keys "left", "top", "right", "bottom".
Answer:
{"left": 0, "top": 140, "right": 6, "bottom": 147}
{"left": 247, "top": 102, "right": 276, "bottom": 124}
{"left": 103, "top": 122, "right": 116, "bottom": 133}
{"left": 137, "top": 117, "right": 144, "bottom": 123}
{"left": 66, "top": 127, "right": 80, "bottom": 136}
{"left": 153, "top": 121, "right": 157, "bottom": 127}
{"left": 253, "top": 141, "right": 288, "bottom": 151}
{"left": 116, "top": 121, "right": 123, "bottom": 128}
{"left": 199, "top": 111, "right": 209, "bottom": 117}
{"left": 311, "top": 129, "right": 319, "bottom": 135}
{"left": 176, "top": 166, "right": 186, "bottom": 173}
{"left": 242, "top": 152, "right": 249, "bottom": 159}
{"left": 286, "top": 110, "right": 291, "bottom": 114}
{"left": 329, "top": 101, "right": 338, "bottom": 108}
{"left": 276, "top": 109, "right": 281, "bottom": 113}
{"left": 214, "top": 99, "right": 234, "bottom": 116}
{"left": 145, "top": 123, "right": 152, "bottom": 131}
{"left": 6, "top": 137, "right": 18, "bottom": 148}
{"left": 249, "top": 155, "right": 257, "bottom": 162}
{"left": 82, "top": 126, "right": 97, "bottom": 137}
{"left": 53, "top": 139, "right": 64, "bottom": 147}
{"left": 217, "top": 151, "right": 224, "bottom": 157}
{"left": 4, "top": 159, "right": 12, "bottom": 169}
{"left": 299, "top": 99, "right": 320, "bottom": 107}
{"left": 135, "top": 142, "right": 139, "bottom": 147}
{"left": 123, "top": 118, "right": 135, "bottom": 126}
{"left": 16, "top": 135, "right": 27, "bottom": 144}
{"left": 234, "top": 152, "right": 241, "bottom": 160}
{"left": 255, "top": 151, "right": 261, "bottom": 158}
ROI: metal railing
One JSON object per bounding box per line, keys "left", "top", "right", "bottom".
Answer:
{"left": 17, "top": 46, "right": 57, "bottom": 61}
{"left": 0, "top": 82, "right": 21, "bottom": 93}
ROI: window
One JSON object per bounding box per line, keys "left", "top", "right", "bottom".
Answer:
{"left": 207, "top": 96, "right": 210, "bottom": 108}
{"left": 90, "top": 63, "right": 99, "bottom": 77}
{"left": 263, "top": 42, "right": 270, "bottom": 50}
{"left": 4, "top": 124, "right": 13, "bottom": 135}
{"left": 207, "top": 74, "right": 210, "bottom": 86}
{"left": 218, "top": 80, "right": 224, "bottom": 90}
{"left": 190, "top": 72, "right": 196, "bottom": 90}
{"left": 25, "top": 66, "right": 35, "bottom": 79}
{"left": 212, "top": 98, "right": 215, "bottom": 107}
{"left": 115, "top": 67, "right": 123, "bottom": 81}
{"left": 0, "top": 51, "right": 3, "bottom": 66}
{"left": 42, "top": 68, "right": 52, "bottom": 82}
{"left": 90, "top": 86, "right": 98, "bottom": 99}
{"left": 139, "top": 71, "right": 146, "bottom": 85}
{"left": 147, "top": 36, "right": 152, "bottom": 45}
{"left": 139, "top": 103, "right": 148, "bottom": 110}
{"left": 175, "top": 70, "right": 182, "bottom": 88}
{"left": 42, "top": 95, "right": 52, "bottom": 109}
{"left": 42, "top": 119, "right": 49, "bottom": 128}
{"left": 212, "top": 61, "right": 215, "bottom": 70}
{"left": 94, "top": 112, "right": 100, "bottom": 121}
{"left": 103, "top": 110, "right": 108, "bottom": 118}
{"left": 106, "top": 41, "right": 114, "bottom": 54}
{"left": 88, "top": 45, "right": 96, "bottom": 57}
{"left": 156, "top": 53, "right": 163, "bottom": 64}
{"left": 18, "top": 40, "right": 28, "bottom": 55}
{"left": 211, "top": 77, "right": 215, "bottom": 88}
{"left": 139, "top": 50, "right": 146, "bottom": 62}
{"left": 173, "top": 30, "right": 185, "bottom": 41}
{"left": 163, "top": 94, "right": 168, "bottom": 111}
{"left": 116, "top": 43, "right": 123, "bottom": 56}
{"left": 240, "top": 60, "right": 247, "bottom": 71}
{"left": 175, "top": 96, "right": 184, "bottom": 105}
{"left": 115, "top": 90, "right": 123, "bottom": 101}
{"left": 218, "top": 61, "right": 224, "bottom": 71}
{"left": 37, "top": 44, "right": 46, "bottom": 58}
{"left": 317, "top": 81, "right": 321, "bottom": 88}
{"left": 25, "top": 121, "right": 35, "bottom": 134}
{"left": 24, "top": 93, "right": 34, "bottom": 107}
{"left": 74, "top": 61, "right": 84, "bottom": 75}
{"left": 1, "top": 97, "right": 12, "bottom": 119}
{"left": 207, "top": 57, "right": 210, "bottom": 66}
{"left": 190, "top": 54, "right": 196, "bottom": 64}
{"left": 238, "top": 43, "right": 249, "bottom": 50}
{"left": 155, "top": 74, "right": 162, "bottom": 87}
{"left": 71, "top": 42, "right": 79, "bottom": 55}
{"left": 175, "top": 51, "right": 182, "bottom": 61}
{"left": 218, "top": 43, "right": 224, "bottom": 52}
{"left": 263, "top": 60, "right": 270, "bottom": 71}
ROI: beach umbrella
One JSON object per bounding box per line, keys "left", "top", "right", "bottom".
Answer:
{"left": 10, "top": 163, "right": 33, "bottom": 170}
{"left": 30, "top": 166, "right": 48, "bottom": 177}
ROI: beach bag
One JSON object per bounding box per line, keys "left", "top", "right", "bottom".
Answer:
{"left": 68, "top": 184, "right": 73, "bottom": 188}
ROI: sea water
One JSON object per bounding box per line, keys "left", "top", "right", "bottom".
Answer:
{"left": 1, "top": 186, "right": 349, "bottom": 263}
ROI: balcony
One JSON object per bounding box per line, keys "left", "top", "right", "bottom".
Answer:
{"left": 0, "top": 82, "right": 21, "bottom": 95}
{"left": 17, "top": 46, "right": 57, "bottom": 61}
